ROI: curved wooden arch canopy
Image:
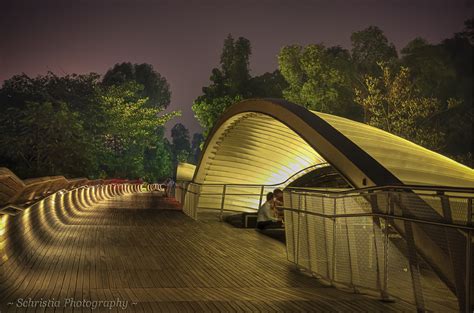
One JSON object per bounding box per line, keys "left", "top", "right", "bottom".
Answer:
{"left": 194, "top": 99, "right": 474, "bottom": 189}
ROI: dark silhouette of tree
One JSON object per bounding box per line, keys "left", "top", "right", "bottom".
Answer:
{"left": 189, "top": 133, "right": 205, "bottom": 164}
{"left": 171, "top": 123, "right": 191, "bottom": 163}
{"left": 351, "top": 26, "right": 398, "bottom": 75}
{"left": 193, "top": 35, "right": 287, "bottom": 137}
{"left": 250, "top": 70, "right": 288, "bottom": 98}
{"left": 103, "top": 62, "right": 171, "bottom": 110}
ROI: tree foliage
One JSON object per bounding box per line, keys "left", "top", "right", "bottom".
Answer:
{"left": 143, "top": 127, "right": 173, "bottom": 182}
{"left": 274, "top": 22, "right": 472, "bottom": 166}
{"left": 190, "top": 133, "right": 204, "bottom": 164}
{"left": 103, "top": 62, "right": 171, "bottom": 110}
{"left": 350, "top": 26, "right": 398, "bottom": 75}
{"left": 355, "top": 63, "right": 446, "bottom": 150}
{"left": 0, "top": 101, "right": 93, "bottom": 177}
{"left": 0, "top": 68, "right": 179, "bottom": 180}
{"left": 170, "top": 123, "right": 191, "bottom": 162}
{"left": 250, "top": 70, "right": 288, "bottom": 98}
{"left": 192, "top": 95, "right": 242, "bottom": 137}
{"left": 401, "top": 37, "right": 456, "bottom": 100}
{"left": 98, "top": 83, "right": 179, "bottom": 179}
{"left": 278, "top": 44, "right": 361, "bottom": 119}
{"left": 193, "top": 34, "right": 288, "bottom": 137}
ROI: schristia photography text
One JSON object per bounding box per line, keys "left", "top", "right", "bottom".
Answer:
{"left": 13, "top": 298, "right": 130, "bottom": 310}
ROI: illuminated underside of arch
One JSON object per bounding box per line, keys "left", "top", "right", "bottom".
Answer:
{"left": 191, "top": 99, "right": 474, "bottom": 212}
{"left": 197, "top": 112, "right": 326, "bottom": 185}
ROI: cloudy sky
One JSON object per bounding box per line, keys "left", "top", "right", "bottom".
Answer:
{"left": 1, "top": 0, "right": 471, "bottom": 137}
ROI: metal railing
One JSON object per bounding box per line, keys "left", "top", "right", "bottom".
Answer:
{"left": 175, "top": 164, "right": 330, "bottom": 220}
{"left": 175, "top": 181, "right": 288, "bottom": 220}
{"left": 282, "top": 186, "right": 473, "bottom": 312}
{"left": 175, "top": 180, "right": 473, "bottom": 311}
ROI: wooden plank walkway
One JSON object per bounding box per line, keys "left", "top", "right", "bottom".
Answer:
{"left": 0, "top": 193, "right": 416, "bottom": 312}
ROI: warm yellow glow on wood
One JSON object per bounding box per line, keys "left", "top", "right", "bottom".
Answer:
{"left": 0, "top": 214, "right": 7, "bottom": 237}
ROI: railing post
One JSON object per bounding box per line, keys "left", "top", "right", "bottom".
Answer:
{"left": 467, "top": 198, "right": 472, "bottom": 228}
{"left": 382, "top": 217, "right": 390, "bottom": 299}
{"left": 258, "top": 185, "right": 265, "bottom": 209}
{"left": 304, "top": 193, "right": 312, "bottom": 274}
{"left": 372, "top": 217, "right": 381, "bottom": 291}
{"left": 466, "top": 228, "right": 472, "bottom": 313}
{"left": 219, "top": 184, "right": 227, "bottom": 221}
{"left": 295, "top": 193, "right": 302, "bottom": 267}
{"left": 331, "top": 197, "right": 336, "bottom": 285}
{"left": 290, "top": 191, "right": 297, "bottom": 264}
{"left": 321, "top": 196, "right": 331, "bottom": 281}
{"left": 194, "top": 183, "right": 200, "bottom": 220}
{"left": 381, "top": 192, "right": 391, "bottom": 301}
{"left": 182, "top": 182, "right": 188, "bottom": 204}
{"left": 466, "top": 198, "right": 472, "bottom": 313}
{"left": 440, "top": 192, "right": 468, "bottom": 311}
{"left": 342, "top": 197, "right": 358, "bottom": 293}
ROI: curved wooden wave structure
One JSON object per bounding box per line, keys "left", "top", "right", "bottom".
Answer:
{"left": 0, "top": 167, "right": 140, "bottom": 212}
{"left": 0, "top": 168, "right": 143, "bottom": 304}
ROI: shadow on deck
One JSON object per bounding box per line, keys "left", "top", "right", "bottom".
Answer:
{"left": 224, "top": 213, "right": 286, "bottom": 244}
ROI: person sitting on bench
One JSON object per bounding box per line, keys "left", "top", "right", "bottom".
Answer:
{"left": 257, "top": 192, "right": 282, "bottom": 230}
{"left": 272, "top": 188, "right": 284, "bottom": 220}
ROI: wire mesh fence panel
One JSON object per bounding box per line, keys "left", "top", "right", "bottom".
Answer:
{"left": 335, "top": 195, "right": 370, "bottom": 215}
{"left": 417, "top": 194, "right": 444, "bottom": 219}
{"left": 348, "top": 216, "right": 381, "bottom": 291}
{"left": 385, "top": 219, "right": 417, "bottom": 305}
{"left": 372, "top": 217, "right": 386, "bottom": 294}
{"left": 183, "top": 183, "right": 200, "bottom": 220}
{"left": 306, "top": 214, "right": 331, "bottom": 278}
{"left": 416, "top": 221, "right": 464, "bottom": 312}
{"left": 448, "top": 197, "right": 469, "bottom": 225}
{"left": 289, "top": 192, "right": 301, "bottom": 211}
{"left": 374, "top": 192, "right": 390, "bottom": 214}
{"left": 175, "top": 183, "right": 182, "bottom": 203}
{"left": 333, "top": 217, "right": 353, "bottom": 286}
{"left": 306, "top": 193, "right": 325, "bottom": 214}
{"left": 284, "top": 209, "right": 297, "bottom": 263}
{"left": 470, "top": 232, "right": 474, "bottom": 311}
{"left": 296, "top": 212, "right": 311, "bottom": 270}
{"left": 418, "top": 226, "right": 461, "bottom": 311}
{"left": 417, "top": 192, "right": 470, "bottom": 225}
{"left": 395, "top": 192, "right": 444, "bottom": 223}
{"left": 179, "top": 183, "right": 472, "bottom": 310}
{"left": 175, "top": 182, "right": 188, "bottom": 204}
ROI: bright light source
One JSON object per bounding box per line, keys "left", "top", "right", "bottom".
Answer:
{"left": 0, "top": 214, "right": 7, "bottom": 236}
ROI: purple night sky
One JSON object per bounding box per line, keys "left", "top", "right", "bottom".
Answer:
{"left": 1, "top": 0, "right": 472, "bottom": 137}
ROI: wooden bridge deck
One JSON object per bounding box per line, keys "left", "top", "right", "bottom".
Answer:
{"left": 0, "top": 193, "right": 416, "bottom": 312}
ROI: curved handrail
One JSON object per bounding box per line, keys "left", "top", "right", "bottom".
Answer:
{"left": 0, "top": 167, "right": 145, "bottom": 209}
{"left": 177, "top": 163, "right": 330, "bottom": 188}
{"left": 285, "top": 184, "right": 474, "bottom": 195}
